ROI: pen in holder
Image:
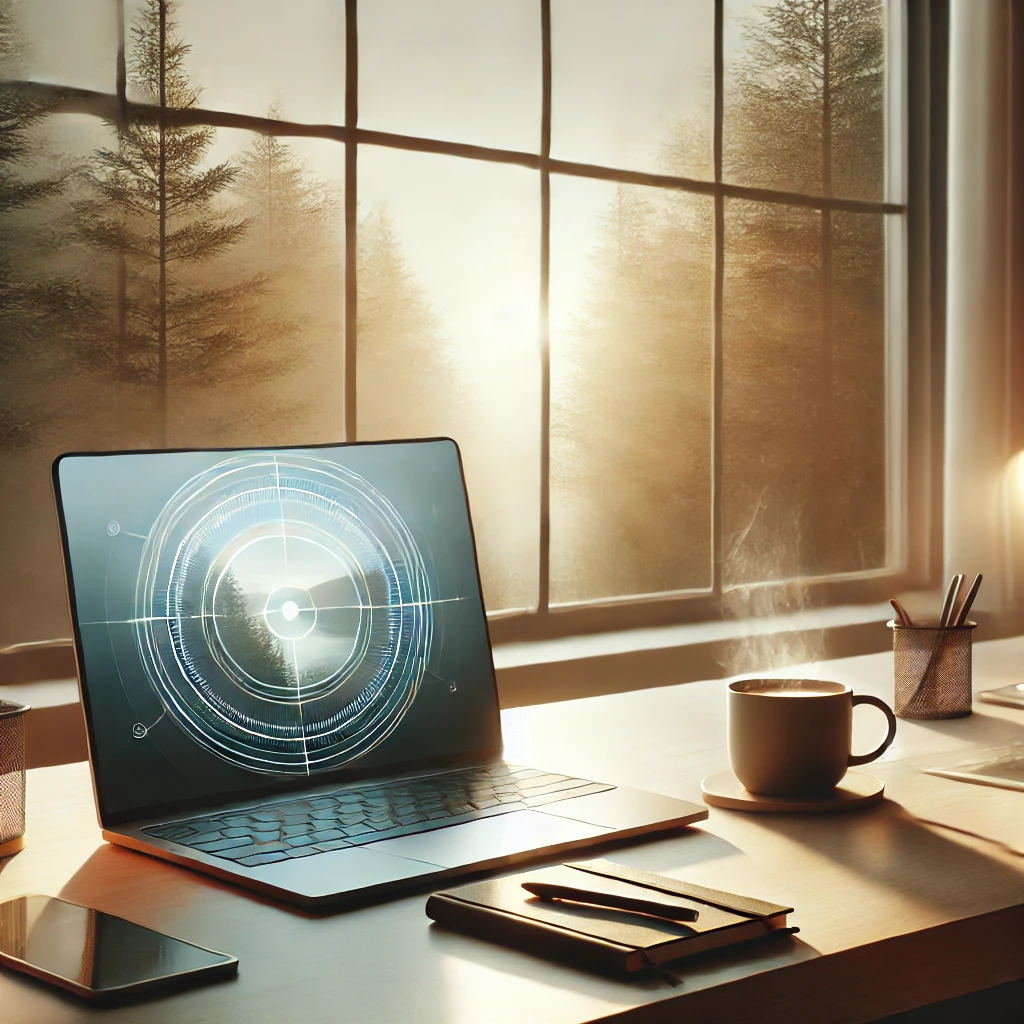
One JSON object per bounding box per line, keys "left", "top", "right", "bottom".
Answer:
{"left": 888, "top": 620, "right": 975, "bottom": 719}
{"left": 0, "top": 699, "right": 29, "bottom": 858}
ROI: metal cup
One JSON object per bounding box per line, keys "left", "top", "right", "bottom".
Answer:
{"left": 888, "top": 620, "right": 975, "bottom": 719}
{"left": 0, "top": 699, "right": 29, "bottom": 858}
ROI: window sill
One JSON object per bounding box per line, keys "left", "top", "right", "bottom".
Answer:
{"left": 496, "top": 602, "right": 896, "bottom": 707}
{"left": 494, "top": 601, "right": 1024, "bottom": 707}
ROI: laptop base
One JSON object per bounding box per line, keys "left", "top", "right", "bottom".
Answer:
{"left": 108, "top": 784, "right": 708, "bottom": 907}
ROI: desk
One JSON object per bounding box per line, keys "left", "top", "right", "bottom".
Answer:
{"left": 2, "top": 638, "right": 1023, "bottom": 1023}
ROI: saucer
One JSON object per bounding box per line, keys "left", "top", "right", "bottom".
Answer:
{"left": 700, "top": 770, "right": 885, "bottom": 813}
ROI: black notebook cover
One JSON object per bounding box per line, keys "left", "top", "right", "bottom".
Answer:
{"left": 425, "top": 858, "right": 793, "bottom": 975}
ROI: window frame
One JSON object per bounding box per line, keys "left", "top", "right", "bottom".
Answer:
{"left": 3, "top": 0, "right": 944, "bottom": 646}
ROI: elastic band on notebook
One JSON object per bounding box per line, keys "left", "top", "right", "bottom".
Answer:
{"left": 639, "top": 951, "right": 682, "bottom": 987}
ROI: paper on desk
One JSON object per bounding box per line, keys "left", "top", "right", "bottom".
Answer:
{"left": 923, "top": 744, "right": 1024, "bottom": 793}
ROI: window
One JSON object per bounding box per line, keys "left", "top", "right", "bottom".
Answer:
{"left": 0, "top": 0, "right": 914, "bottom": 651}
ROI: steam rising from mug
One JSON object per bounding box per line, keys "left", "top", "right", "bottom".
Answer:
{"left": 720, "top": 490, "right": 825, "bottom": 677}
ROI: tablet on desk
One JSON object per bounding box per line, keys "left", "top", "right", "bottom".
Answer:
{"left": 978, "top": 683, "right": 1024, "bottom": 710}
{"left": 0, "top": 894, "right": 237, "bottom": 1004}
{"left": 923, "top": 745, "right": 1024, "bottom": 793}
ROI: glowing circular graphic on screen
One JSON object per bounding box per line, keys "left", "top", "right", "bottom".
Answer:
{"left": 133, "top": 453, "right": 432, "bottom": 774}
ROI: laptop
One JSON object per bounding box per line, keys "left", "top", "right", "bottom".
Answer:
{"left": 53, "top": 439, "right": 706, "bottom": 907}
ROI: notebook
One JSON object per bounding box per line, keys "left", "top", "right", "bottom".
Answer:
{"left": 426, "top": 858, "right": 794, "bottom": 975}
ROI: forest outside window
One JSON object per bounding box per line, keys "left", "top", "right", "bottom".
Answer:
{"left": 0, "top": 0, "right": 908, "bottom": 651}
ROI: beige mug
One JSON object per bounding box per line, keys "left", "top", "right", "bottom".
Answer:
{"left": 727, "top": 679, "right": 897, "bottom": 796}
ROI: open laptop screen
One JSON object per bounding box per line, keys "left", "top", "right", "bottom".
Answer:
{"left": 54, "top": 439, "right": 502, "bottom": 825}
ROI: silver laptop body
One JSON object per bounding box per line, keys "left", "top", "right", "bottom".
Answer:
{"left": 53, "top": 439, "right": 706, "bottom": 907}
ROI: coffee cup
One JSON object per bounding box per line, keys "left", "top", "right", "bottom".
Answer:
{"left": 727, "top": 679, "right": 897, "bottom": 796}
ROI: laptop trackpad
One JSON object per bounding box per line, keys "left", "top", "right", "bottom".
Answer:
{"left": 250, "top": 844, "right": 442, "bottom": 900}
{"left": 372, "top": 810, "right": 614, "bottom": 868}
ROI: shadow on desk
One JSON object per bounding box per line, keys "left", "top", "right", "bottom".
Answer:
{"left": 909, "top": 711, "right": 1024, "bottom": 747}
{"left": 738, "top": 798, "right": 1024, "bottom": 1018}
{"left": 745, "top": 796, "right": 1024, "bottom": 918}
{"left": 53, "top": 820, "right": 739, "bottom": 921}
{"left": 57, "top": 844, "right": 312, "bottom": 919}
{"left": 876, "top": 977, "right": 1024, "bottom": 1023}
{"left": 427, "top": 913, "right": 820, "bottom": 999}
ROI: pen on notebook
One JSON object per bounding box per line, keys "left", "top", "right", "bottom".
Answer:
{"left": 521, "top": 882, "right": 700, "bottom": 923}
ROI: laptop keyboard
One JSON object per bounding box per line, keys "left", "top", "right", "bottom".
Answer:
{"left": 143, "top": 764, "right": 614, "bottom": 869}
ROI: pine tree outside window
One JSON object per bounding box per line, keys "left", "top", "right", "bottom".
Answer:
{"left": 0, "top": 1, "right": 935, "bottom": 653}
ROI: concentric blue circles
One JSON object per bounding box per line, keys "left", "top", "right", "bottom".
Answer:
{"left": 134, "top": 453, "right": 432, "bottom": 775}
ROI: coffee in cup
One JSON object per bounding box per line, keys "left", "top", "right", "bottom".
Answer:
{"left": 727, "top": 679, "right": 897, "bottom": 797}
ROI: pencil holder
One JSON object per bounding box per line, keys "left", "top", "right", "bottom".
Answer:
{"left": 0, "top": 699, "right": 29, "bottom": 857}
{"left": 888, "top": 621, "right": 975, "bottom": 719}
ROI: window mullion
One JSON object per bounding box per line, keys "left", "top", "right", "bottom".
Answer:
{"left": 116, "top": 1, "right": 128, "bottom": 392}
{"left": 712, "top": 0, "right": 725, "bottom": 604}
{"left": 344, "top": 0, "right": 358, "bottom": 442}
{"left": 538, "top": 0, "right": 552, "bottom": 615}
{"left": 818, "top": 0, "right": 835, "bottom": 572}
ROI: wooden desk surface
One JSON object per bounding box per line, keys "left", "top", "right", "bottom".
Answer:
{"left": 2, "top": 638, "right": 1023, "bottom": 1023}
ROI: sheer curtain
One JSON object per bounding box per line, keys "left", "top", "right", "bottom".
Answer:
{"left": 944, "top": 0, "right": 1024, "bottom": 612}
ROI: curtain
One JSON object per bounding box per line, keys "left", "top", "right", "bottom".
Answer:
{"left": 944, "top": 0, "right": 1024, "bottom": 611}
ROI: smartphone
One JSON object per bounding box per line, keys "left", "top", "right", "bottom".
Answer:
{"left": 978, "top": 683, "right": 1024, "bottom": 710}
{"left": 0, "top": 894, "right": 237, "bottom": 1004}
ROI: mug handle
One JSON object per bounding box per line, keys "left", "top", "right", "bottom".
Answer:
{"left": 847, "top": 694, "right": 898, "bottom": 766}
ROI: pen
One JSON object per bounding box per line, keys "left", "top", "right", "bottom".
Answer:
{"left": 522, "top": 882, "right": 700, "bottom": 923}
{"left": 953, "top": 573, "right": 982, "bottom": 626}
{"left": 889, "top": 598, "right": 912, "bottom": 626}
{"left": 939, "top": 574, "right": 963, "bottom": 627}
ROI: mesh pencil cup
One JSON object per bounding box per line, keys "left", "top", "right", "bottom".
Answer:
{"left": 888, "top": 620, "right": 976, "bottom": 719}
{"left": 0, "top": 699, "right": 29, "bottom": 857}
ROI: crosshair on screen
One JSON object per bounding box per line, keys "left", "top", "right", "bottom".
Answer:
{"left": 133, "top": 453, "right": 433, "bottom": 774}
